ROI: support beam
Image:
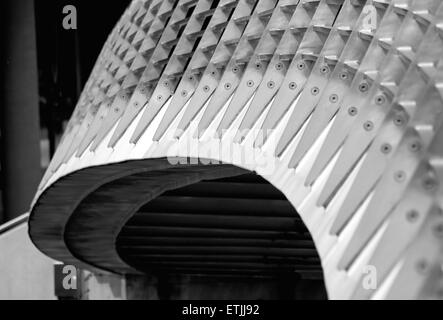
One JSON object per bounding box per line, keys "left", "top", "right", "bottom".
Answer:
{"left": 1, "top": 0, "right": 41, "bottom": 222}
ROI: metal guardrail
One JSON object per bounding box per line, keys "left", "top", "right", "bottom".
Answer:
{"left": 0, "top": 213, "right": 29, "bottom": 235}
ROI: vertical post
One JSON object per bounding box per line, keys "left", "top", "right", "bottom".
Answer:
{"left": 0, "top": 0, "right": 41, "bottom": 222}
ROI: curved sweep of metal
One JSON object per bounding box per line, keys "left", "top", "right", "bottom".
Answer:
{"left": 29, "top": 0, "right": 443, "bottom": 299}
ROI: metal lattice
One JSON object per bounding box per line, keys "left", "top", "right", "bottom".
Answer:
{"left": 29, "top": 0, "right": 443, "bottom": 299}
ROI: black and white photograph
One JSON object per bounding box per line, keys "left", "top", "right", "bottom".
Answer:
{"left": 0, "top": 0, "right": 443, "bottom": 306}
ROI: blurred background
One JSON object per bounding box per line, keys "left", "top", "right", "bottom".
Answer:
{"left": 0, "top": 0, "right": 130, "bottom": 224}
{"left": 0, "top": 0, "right": 131, "bottom": 299}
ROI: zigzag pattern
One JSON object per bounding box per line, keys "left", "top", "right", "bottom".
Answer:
{"left": 29, "top": 0, "right": 443, "bottom": 299}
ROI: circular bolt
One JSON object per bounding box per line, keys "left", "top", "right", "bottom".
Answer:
{"left": 329, "top": 94, "right": 338, "bottom": 103}
{"left": 203, "top": 85, "right": 210, "bottom": 92}
{"left": 339, "top": 72, "right": 348, "bottom": 80}
{"left": 359, "top": 82, "right": 369, "bottom": 92}
{"left": 163, "top": 81, "right": 169, "bottom": 87}
{"left": 409, "top": 141, "right": 421, "bottom": 152}
{"left": 320, "top": 65, "right": 330, "bottom": 74}
{"left": 406, "top": 210, "right": 419, "bottom": 223}
{"left": 255, "top": 63, "right": 261, "bottom": 70}
{"left": 363, "top": 120, "right": 374, "bottom": 131}
{"left": 348, "top": 106, "right": 358, "bottom": 116}
{"left": 181, "top": 90, "right": 187, "bottom": 97}
{"left": 375, "top": 94, "right": 386, "bottom": 105}
{"left": 276, "top": 62, "right": 283, "bottom": 70}
{"left": 393, "top": 115, "right": 406, "bottom": 126}
{"left": 297, "top": 62, "right": 305, "bottom": 70}
{"left": 224, "top": 82, "right": 232, "bottom": 90}
{"left": 232, "top": 66, "right": 239, "bottom": 73}
{"left": 289, "top": 82, "right": 297, "bottom": 90}
{"left": 311, "top": 86, "right": 320, "bottom": 95}
{"left": 394, "top": 170, "right": 406, "bottom": 182}
{"left": 210, "top": 70, "right": 216, "bottom": 76}
{"left": 157, "top": 95, "right": 163, "bottom": 101}
{"left": 267, "top": 81, "right": 275, "bottom": 89}
{"left": 247, "top": 80, "right": 254, "bottom": 87}
{"left": 416, "top": 259, "right": 429, "bottom": 275}
{"left": 188, "top": 75, "right": 194, "bottom": 81}
{"left": 381, "top": 143, "right": 392, "bottom": 154}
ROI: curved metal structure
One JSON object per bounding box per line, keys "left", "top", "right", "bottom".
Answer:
{"left": 29, "top": 0, "right": 443, "bottom": 299}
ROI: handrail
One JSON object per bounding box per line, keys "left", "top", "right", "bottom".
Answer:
{"left": 0, "top": 213, "right": 29, "bottom": 235}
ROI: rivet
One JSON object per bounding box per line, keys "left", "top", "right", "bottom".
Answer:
{"left": 329, "top": 94, "right": 338, "bottom": 103}
{"left": 255, "top": 63, "right": 261, "bottom": 69}
{"left": 224, "top": 82, "right": 232, "bottom": 90}
{"left": 340, "top": 72, "right": 348, "bottom": 80}
{"left": 409, "top": 141, "right": 421, "bottom": 152}
{"left": 114, "top": 107, "right": 119, "bottom": 113}
{"left": 359, "top": 82, "right": 369, "bottom": 92}
{"left": 394, "top": 170, "right": 406, "bottom": 182}
{"left": 289, "top": 82, "right": 297, "bottom": 90}
{"left": 267, "top": 81, "right": 275, "bottom": 89}
{"left": 247, "top": 80, "right": 254, "bottom": 87}
{"left": 157, "top": 95, "right": 163, "bottom": 101}
{"left": 134, "top": 102, "right": 140, "bottom": 108}
{"left": 320, "top": 65, "right": 330, "bottom": 74}
{"left": 232, "top": 66, "right": 239, "bottom": 73}
{"left": 416, "top": 259, "right": 429, "bottom": 275}
{"left": 203, "top": 85, "right": 210, "bottom": 92}
{"left": 406, "top": 210, "right": 419, "bottom": 223}
{"left": 163, "top": 81, "right": 169, "bottom": 87}
{"left": 311, "top": 86, "right": 320, "bottom": 95}
{"left": 297, "top": 62, "right": 305, "bottom": 70}
{"left": 348, "top": 106, "right": 358, "bottom": 116}
{"left": 363, "top": 121, "right": 374, "bottom": 131}
{"left": 275, "top": 62, "right": 283, "bottom": 70}
{"left": 393, "top": 115, "right": 405, "bottom": 126}
{"left": 181, "top": 90, "right": 187, "bottom": 97}
{"left": 188, "top": 75, "right": 194, "bottom": 81}
{"left": 210, "top": 70, "right": 216, "bottom": 76}
{"left": 142, "top": 83, "right": 151, "bottom": 92}
{"left": 380, "top": 143, "right": 392, "bottom": 154}
{"left": 375, "top": 94, "right": 386, "bottom": 105}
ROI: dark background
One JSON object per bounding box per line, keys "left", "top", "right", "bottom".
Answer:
{"left": 34, "top": 0, "right": 130, "bottom": 155}
{"left": 0, "top": 0, "right": 130, "bottom": 223}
